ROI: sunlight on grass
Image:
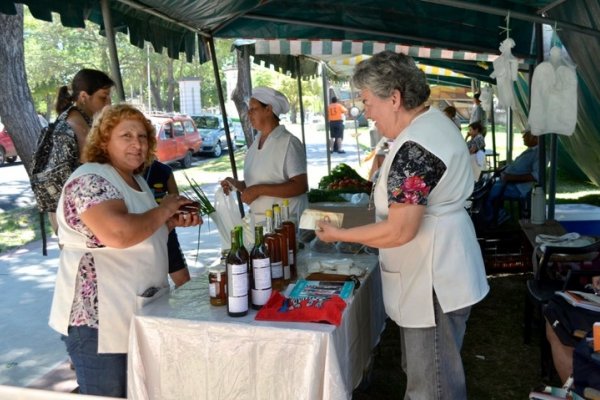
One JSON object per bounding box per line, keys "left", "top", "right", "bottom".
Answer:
{"left": 0, "top": 208, "right": 53, "bottom": 254}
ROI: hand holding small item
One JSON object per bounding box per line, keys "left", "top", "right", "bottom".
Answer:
{"left": 315, "top": 217, "right": 340, "bottom": 243}
{"left": 220, "top": 177, "right": 246, "bottom": 195}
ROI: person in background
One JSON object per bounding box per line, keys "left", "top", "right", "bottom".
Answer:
{"left": 469, "top": 92, "right": 486, "bottom": 126}
{"left": 221, "top": 87, "right": 308, "bottom": 223}
{"left": 484, "top": 129, "right": 539, "bottom": 225}
{"left": 144, "top": 159, "right": 191, "bottom": 287}
{"left": 49, "top": 104, "right": 200, "bottom": 397}
{"left": 544, "top": 276, "right": 600, "bottom": 385}
{"left": 48, "top": 69, "right": 115, "bottom": 232}
{"left": 466, "top": 121, "right": 486, "bottom": 181}
{"left": 328, "top": 96, "right": 348, "bottom": 153}
{"left": 316, "top": 51, "right": 489, "bottom": 400}
{"left": 443, "top": 105, "right": 461, "bottom": 130}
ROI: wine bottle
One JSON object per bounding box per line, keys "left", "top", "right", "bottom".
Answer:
{"left": 273, "top": 204, "right": 291, "bottom": 284}
{"left": 281, "top": 199, "right": 297, "bottom": 280}
{"left": 236, "top": 226, "right": 251, "bottom": 305}
{"left": 250, "top": 225, "right": 272, "bottom": 309}
{"left": 264, "top": 209, "right": 285, "bottom": 291}
{"left": 226, "top": 227, "right": 249, "bottom": 317}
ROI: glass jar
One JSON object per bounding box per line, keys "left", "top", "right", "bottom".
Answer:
{"left": 208, "top": 265, "right": 227, "bottom": 306}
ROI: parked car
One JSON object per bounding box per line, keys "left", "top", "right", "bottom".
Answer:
{"left": 147, "top": 113, "right": 202, "bottom": 168}
{"left": 192, "top": 115, "right": 243, "bottom": 157}
{"left": 0, "top": 124, "right": 18, "bottom": 166}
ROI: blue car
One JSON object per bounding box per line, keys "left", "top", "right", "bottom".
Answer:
{"left": 192, "top": 115, "right": 244, "bottom": 157}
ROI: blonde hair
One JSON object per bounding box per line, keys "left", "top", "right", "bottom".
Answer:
{"left": 83, "top": 104, "right": 156, "bottom": 174}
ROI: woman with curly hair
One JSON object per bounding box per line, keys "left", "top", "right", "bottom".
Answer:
{"left": 49, "top": 104, "right": 201, "bottom": 397}
{"left": 316, "top": 51, "right": 489, "bottom": 399}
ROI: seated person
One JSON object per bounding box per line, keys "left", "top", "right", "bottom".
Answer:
{"left": 544, "top": 276, "right": 600, "bottom": 390}
{"left": 466, "top": 121, "right": 486, "bottom": 181}
{"left": 484, "top": 130, "right": 539, "bottom": 224}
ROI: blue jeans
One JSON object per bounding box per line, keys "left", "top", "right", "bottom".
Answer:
{"left": 62, "top": 326, "right": 127, "bottom": 398}
{"left": 400, "top": 295, "right": 471, "bottom": 400}
{"left": 484, "top": 181, "right": 523, "bottom": 223}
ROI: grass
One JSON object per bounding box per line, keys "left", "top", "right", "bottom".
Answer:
{"left": 0, "top": 207, "right": 54, "bottom": 254}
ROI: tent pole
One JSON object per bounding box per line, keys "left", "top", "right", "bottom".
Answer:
{"left": 100, "top": 0, "right": 125, "bottom": 101}
{"left": 321, "top": 62, "right": 331, "bottom": 175}
{"left": 208, "top": 35, "right": 244, "bottom": 217}
{"left": 489, "top": 88, "right": 497, "bottom": 171}
{"left": 506, "top": 107, "right": 513, "bottom": 163}
{"left": 548, "top": 134, "right": 558, "bottom": 220}
{"left": 534, "top": 23, "right": 547, "bottom": 201}
{"left": 296, "top": 57, "right": 307, "bottom": 150}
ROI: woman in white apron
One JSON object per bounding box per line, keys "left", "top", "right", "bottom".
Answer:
{"left": 49, "top": 104, "right": 201, "bottom": 397}
{"left": 221, "top": 87, "right": 308, "bottom": 223}
{"left": 316, "top": 51, "right": 489, "bottom": 400}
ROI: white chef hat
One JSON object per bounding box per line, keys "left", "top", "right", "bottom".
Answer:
{"left": 251, "top": 87, "right": 290, "bottom": 116}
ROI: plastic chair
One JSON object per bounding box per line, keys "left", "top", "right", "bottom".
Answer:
{"left": 523, "top": 238, "right": 600, "bottom": 378}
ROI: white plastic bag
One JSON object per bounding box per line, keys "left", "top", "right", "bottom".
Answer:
{"left": 212, "top": 187, "right": 243, "bottom": 250}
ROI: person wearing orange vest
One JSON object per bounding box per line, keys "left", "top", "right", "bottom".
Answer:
{"left": 328, "top": 97, "right": 348, "bottom": 153}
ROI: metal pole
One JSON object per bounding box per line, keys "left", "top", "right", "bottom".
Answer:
{"left": 208, "top": 36, "right": 244, "bottom": 217}
{"left": 350, "top": 81, "right": 361, "bottom": 166}
{"left": 321, "top": 63, "right": 331, "bottom": 175}
{"left": 100, "top": 0, "right": 125, "bottom": 101}
{"left": 147, "top": 44, "right": 151, "bottom": 111}
{"left": 506, "top": 107, "right": 513, "bottom": 163}
{"left": 548, "top": 134, "right": 558, "bottom": 220}
{"left": 295, "top": 57, "right": 306, "bottom": 151}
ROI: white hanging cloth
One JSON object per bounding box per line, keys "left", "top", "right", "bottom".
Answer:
{"left": 490, "top": 38, "right": 519, "bottom": 110}
{"left": 528, "top": 46, "right": 578, "bottom": 136}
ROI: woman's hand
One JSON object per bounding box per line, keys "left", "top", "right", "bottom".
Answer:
{"left": 168, "top": 211, "right": 202, "bottom": 230}
{"left": 159, "top": 193, "right": 195, "bottom": 217}
{"left": 240, "top": 185, "right": 261, "bottom": 205}
{"left": 220, "top": 177, "right": 246, "bottom": 195}
{"left": 315, "top": 219, "right": 341, "bottom": 243}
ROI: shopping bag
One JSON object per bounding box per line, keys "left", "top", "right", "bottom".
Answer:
{"left": 212, "top": 187, "right": 243, "bottom": 249}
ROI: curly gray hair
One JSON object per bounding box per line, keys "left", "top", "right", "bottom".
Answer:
{"left": 352, "top": 51, "right": 430, "bottom": 111}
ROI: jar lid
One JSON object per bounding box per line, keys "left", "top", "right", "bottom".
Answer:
{"left": 209, "top": 266, "right": 226, "bottom": 273}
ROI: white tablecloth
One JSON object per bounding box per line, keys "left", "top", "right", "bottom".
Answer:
{"left": 128, "top": 252, "right": 386, "bottom": 400}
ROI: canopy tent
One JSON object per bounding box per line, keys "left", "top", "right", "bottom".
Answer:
{"left": 3, "top": 0, "right": 600, "bottom": 194}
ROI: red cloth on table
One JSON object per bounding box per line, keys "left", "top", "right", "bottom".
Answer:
{"left": 255, "top": 291, "right": 347, "bottom": 326}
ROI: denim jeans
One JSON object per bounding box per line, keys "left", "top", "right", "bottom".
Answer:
{"left": 400, "top": 295, "right": 471, "bottom": 400}
{"left": 484, "top": 181, "right": 523, "bottom": 223}
{"left": 62, "top": 326, "right": 127, "bottom": 398}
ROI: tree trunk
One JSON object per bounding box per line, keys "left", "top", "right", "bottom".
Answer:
{"left": 231, "top": 47, "right": 253, "bottom": 146}
{"left": 165, "top": 59, "right": 175, "bottom": 112}
{"left": 0, "top": 5, "right": 41, "bottom": 173}
{"left": 150, "top": 68, "right": 163, "bottom": 111}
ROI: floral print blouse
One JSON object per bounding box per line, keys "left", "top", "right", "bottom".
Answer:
{"left": 63, "top": 173, "right": 123, "bottom": 328}
{"left": 387, "top": 141, "right": 447, "bottom": 206}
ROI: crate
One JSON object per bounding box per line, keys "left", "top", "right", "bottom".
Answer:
{"left": 479, "top": 236, "right": 530, "bottom": 274}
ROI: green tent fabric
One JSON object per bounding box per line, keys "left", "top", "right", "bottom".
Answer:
{"left": 2, "top": 0, "right": 599, "bottom": 185}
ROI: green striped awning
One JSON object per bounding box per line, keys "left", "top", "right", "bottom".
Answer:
{"left": 253, "top": 39, "right": 523, "bottom": 63}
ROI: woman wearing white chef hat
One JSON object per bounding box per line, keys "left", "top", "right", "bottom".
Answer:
{"left": 221, "top": 87, "right": 308, "bottom": 223}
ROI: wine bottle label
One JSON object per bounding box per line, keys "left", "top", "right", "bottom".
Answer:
{"left": 227, "top": 263, "right": 249, "bottom": 297}
{"left": 228, "top": 295, "right": 248, "bottom": 313}
{"left": 209, "top": 283, "right": 217, "bottom": 298}
{"left": 283, "top": 265, "right": 291, "bottom": 280}
{"left": 252, "top": 258, "right": 272, "bottom": 290}
{"left": 288, "top": 250, "right": 294, "bottom": 265}
{"left": 271, "top": 261, "right": 283, "bottom": 279}
{"left": 251, "top": 287, "right": 273, "bottom": 306}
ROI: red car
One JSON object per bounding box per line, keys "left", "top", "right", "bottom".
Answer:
{"left": 0, "top": 125, "right": 18, "bottom": 166}
{"left": 147, "top": 113, "right": 202, "bottom": 168}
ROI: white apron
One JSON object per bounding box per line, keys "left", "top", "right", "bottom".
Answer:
{"left": 49, "top": 163, "right": 169, "bottom": 353}
{"left": 374, "top": 108, "right": 489, "bottom": 328}
{"left": 244, "top": 125, "right": 308, "bottom": 223}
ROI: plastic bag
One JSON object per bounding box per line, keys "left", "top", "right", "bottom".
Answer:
{"left": 212, "top": 187, "right": 243, "bottom": 250}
